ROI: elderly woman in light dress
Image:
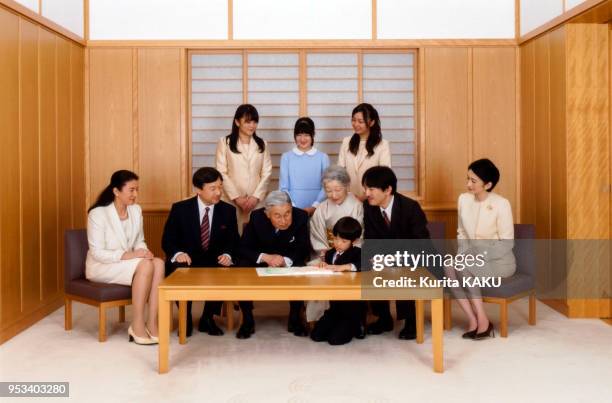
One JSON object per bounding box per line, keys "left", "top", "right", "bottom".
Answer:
{"left": 306, "top": 165, "right": 364, "bottom": 322}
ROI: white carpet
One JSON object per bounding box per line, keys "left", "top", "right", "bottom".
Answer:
{"left": 1, "top": 300, "right": 610, "bottom": 403}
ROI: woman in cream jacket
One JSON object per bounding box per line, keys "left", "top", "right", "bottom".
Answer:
{"left": 338, "top": 103, "right": 391, "bottom": 201}
{"left": 86, "top": 170, "right": 164, "bottom": 345}
{"left": 216, "top": 104, "right": 272, "bottom": 231}
{"left": 447, "top": 159, "right": 516, "bottom": 341}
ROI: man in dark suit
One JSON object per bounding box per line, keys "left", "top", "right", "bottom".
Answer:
{"left": 362, "top": 166, "right": 430, "bottom": 340}
{"left": 236, "top": 190, "right": 311, "bottom": 339}
{"left": 162, "top": 167, "right": 240, "bottom": 337}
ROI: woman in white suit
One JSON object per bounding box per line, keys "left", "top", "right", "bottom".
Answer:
{"left": 216, "top": 104, "right": 272, "bottom": 232}
{"left": 86, "top": 170, "right": 165, "bottom": 345}
{"left": 338, "top": 103, "right": 391, "bottom": 201}
{"left": 446, "top": 159, "right": 516, "bottom": 341}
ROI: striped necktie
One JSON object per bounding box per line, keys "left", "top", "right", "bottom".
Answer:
{"left": 382, "top": 210, "right": 391, "bottom": 228}
{"left": 200, "top": 207, "right": 210, "bottom": 250}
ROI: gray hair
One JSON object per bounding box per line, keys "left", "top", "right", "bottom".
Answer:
{"left": 264, "top": 190, "right": 292, "bottom": 211}
{"left": 322, "top": 165, "right": 350, "bottom": 187}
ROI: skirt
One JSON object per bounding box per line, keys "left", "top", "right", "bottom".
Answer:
{"left": 85, "top": 255, "right": 144, "bottom": 286}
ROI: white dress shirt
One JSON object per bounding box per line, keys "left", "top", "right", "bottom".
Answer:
{"left": 380, "top": 195, "right": 395, "bottom": 222}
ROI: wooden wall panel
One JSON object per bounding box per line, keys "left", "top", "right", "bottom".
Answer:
{"left": 566, "top": 24, "right": 610, "bottom": 240}
{"left": 0, "top": 5, "right": 86, "bottom": 344}
{"left": 20, "top": 18, "right": 41, "bottom": 314}
{"left": 565, "top": 24, "right": 610, "bottom": 318}
{"left": 39, "top": 27, "right": 58, "bottom": 302}
{"left": 520, "top": 41, "right": 536, "bottom": 226}
{"left": 423, "top": 48, "right": 470, "bottom": 204}
{"left": 521, "top": 23, "right": 610, "bottom": 319}
{"left": 550, "top": 27, "right": 568, "bottom": 240}
{"left": 137, "top": 49, "right": 183, "bottom": 209}
{"left": 472, "top": 47, "right": 517, "bottom": 215}
{"left": 57, "top": 37, "right": 72, "bottom": 291}
{"left": 88, "top": 48, "right": 134, "bottom": 200}
{"left": 71, "top": 43, "right": 86, "bottom": 228}
{"left": 0, "top": 7, "right": 21, "bottom": 326}
{"left": 143, "top": 211, "right": 169, "bottom": 259}
{"left": 534, "top": 34, "right": 552, "bottom": 240}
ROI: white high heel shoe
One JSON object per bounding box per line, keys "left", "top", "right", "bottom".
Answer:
{"left": 128, "top": 325, "right": 157, "bottom": 345}
{"left": 145, "top": 327, "right": 159, "bottom": 343}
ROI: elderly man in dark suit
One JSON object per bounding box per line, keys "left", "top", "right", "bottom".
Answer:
{"left": 162, "top": 167, "right": 240, "bottom": 337}
{"left": 236, "top": 190, "right": 311, "bottom": 339}
{"left": 362, "top": 166, "right": 431, "bottom": 340}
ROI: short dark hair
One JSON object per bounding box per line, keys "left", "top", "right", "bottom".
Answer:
{"left": 332, "top": 216, "right": 362, "bottom": 242}
{"left": 468, "top": 158, "right": 500, "bottom": 192}
{"left": 294, "top": 117, "right": 315, "bottom": 145}
{"left": 361, "top": 166, "right": 397, "bottom": 194}
{"left": 193, "top": 167, "right": 223, "bottom": 189}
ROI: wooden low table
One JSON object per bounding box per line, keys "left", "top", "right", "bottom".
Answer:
{"left": 158, "top": 267, "right": 444, "bottom": 373}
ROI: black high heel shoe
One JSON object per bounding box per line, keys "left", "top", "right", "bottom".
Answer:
{"left": 462, "top": 328, "right": 478, "bottom": 339}
{"left": 473, "top": 323, "right": 495, "bottom": 340}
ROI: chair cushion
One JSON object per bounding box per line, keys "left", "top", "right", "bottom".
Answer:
{"left": 66, "top": 279, "right": 132, "bottom": 302}
{"left": 482, "top": 273, "right": 534, "bottom": 298}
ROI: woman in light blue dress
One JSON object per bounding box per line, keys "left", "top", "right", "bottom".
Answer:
{"left": 279, "top": 117, "right": 330, "bottom": 216}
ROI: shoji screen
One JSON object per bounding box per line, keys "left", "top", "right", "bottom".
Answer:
{"left": 363, "top": 53, "right": 416, "bottom": 192}
{"left": 191, "top": 53, "right": 243, "bottom": 177}
{"left": 191, "top": 49, "right": 417, "bottom": 194}
{"left": 247, "top": 53, "right": 300, "bottom": 190}
{"left": 306, "top": 52, "right": 359, "bottom": 170}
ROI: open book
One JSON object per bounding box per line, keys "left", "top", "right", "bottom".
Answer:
{"left": 255, "top": 266, "right": 341, "bottom": 277}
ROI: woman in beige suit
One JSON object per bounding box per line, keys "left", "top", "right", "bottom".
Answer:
{"left": 86, "top": 170, "right": 165, "bottom": 345}
{"left": 338, "top": 103, "right": 391, "bottom": 201}
{"left": 215, "top": 104, "right": 272, "bottom": 231}
{"left": 447, "top": 159, "right": 516, "bottom": 340}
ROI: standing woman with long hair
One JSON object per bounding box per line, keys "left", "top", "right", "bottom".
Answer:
{"left": 338, "top": 103, "right": 391, "bottom": 201}
{"left": 86, "top": 170, "right": 165, "bottom": 345}
{"left": 215, "top": 104, "right": 272, "bottom": 231}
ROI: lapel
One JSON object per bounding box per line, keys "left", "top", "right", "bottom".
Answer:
{"left": 209, "top": 202, "right": 223, "bottom": 243}
{"left": 354, "top": 142, "right": 367, "bottom": 171}
{"left": 238, "top": 139, "right": 255, "bottom": 166}
{"left": 190, "top": 196, "right": 201, "bottom": 246}
{"left": 389, "top": 195, "right": 402, "bottom": 237}
{"left": 105, "top": 204, "right": 128, "bottom": 249}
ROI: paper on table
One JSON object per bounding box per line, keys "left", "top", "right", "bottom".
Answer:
{"left": 255, "top": 266, "right": 341, "bottom": 277}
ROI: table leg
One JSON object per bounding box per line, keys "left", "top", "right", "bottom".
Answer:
{"left": 431, "top": 298, "right": 444, "bottom": 373}
{"left": 416, "top": 300, "right": 424, "bottom": 344}
{"left": 179, "top": 301, "right": 187, "bottom": 345}
{"left": 159, "top": 295, "right": 171, "bottom": 374}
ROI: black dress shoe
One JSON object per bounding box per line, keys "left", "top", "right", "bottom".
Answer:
{"left": 462, "top": 328, "right": 478, "bottom": 339}
{"left": 355, "top": 323, "right": 366, "bottom": 340}
{"left": 473, "top": 323, "right": 495, "bottom": 340}
{"left": 366, "top": 318, "right": 394, "bottom": 335}
{"left": 186, "top": 314, "right": 193, "bottom": 338}
{"left": 198, "top": 316, "right": 224, "bottom": 336}
{"left": 398, "top": 324, "right": 416, "bottom": 340}
{"left": 288, "top": 320, "right": 309, "bottom": 337}
{"left": 236, "top": 321, "right": 255, "bottom": 339}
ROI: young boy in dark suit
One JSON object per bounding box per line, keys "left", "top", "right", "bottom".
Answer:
{"left": 310, "top": 216, "right": 366, "bottom": 345}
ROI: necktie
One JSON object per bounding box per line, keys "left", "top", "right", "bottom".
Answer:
{"left": 382, "top": 210, "right": 391, "bottom": 228}
{"left": 332, "top": 252, "right": 339, "bottom": 264}
{"left": 201, "top": 207, "right": 210, "bottom": 250}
